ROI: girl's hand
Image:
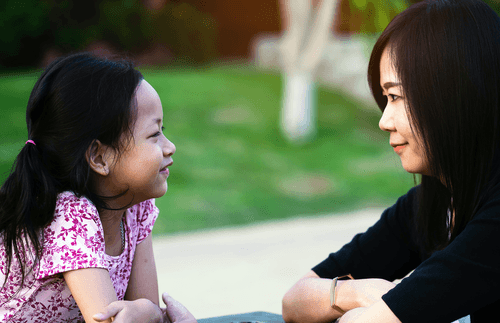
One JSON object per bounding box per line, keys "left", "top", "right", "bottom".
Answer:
{"left": 93, "top": 298, "right": 163, "bottom": 323}
{"left": 161, "top": 292, "right": 197, "bottom": 323}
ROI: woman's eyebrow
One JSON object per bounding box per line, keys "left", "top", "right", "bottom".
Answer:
{"left": 383, "top": 82, "right": 402, "bottom": 90}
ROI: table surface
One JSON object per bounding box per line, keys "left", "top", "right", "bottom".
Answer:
{"left": 197, "top": 311, "right": 470, "bottom": 323}
{"left": 198, "top": 311, "right": 284, "bottom": 323}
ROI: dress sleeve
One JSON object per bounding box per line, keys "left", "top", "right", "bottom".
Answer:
{"left": 37, "top": 193, "right": 107, "bottom": 279}
{"left": 382, "top": 197, "right": 500, "bottom": 323}
{"left": 135, "top": 199, "right": 159, "bottom": 244}
{"left": 312, "top": 187, "right": 422, "bottom": 281}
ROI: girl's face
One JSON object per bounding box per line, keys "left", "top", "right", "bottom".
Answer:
{"left": 106, "top": 80, "right": 175, "bottom": 204}
{"left": 378, "top": 47, "right": 430, "bottom": 175}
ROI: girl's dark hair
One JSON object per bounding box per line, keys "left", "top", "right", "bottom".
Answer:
{"left": 0, "top": 53, "right": 143, "bottom": 289}
{"left": 368, "top": 0, "right": 500, "bottom": 256}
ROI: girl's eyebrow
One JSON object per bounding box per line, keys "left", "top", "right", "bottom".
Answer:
{"left": 150, "top": 118, "right": 162, "bottom": 126}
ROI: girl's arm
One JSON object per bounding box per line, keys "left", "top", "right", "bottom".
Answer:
{"left": 92, "top": 233, "right": 163, "bottom": 322}
{"left": 124, "top": 233, "right": 160, "bottom": 304}
{"left": 124, "top": 233, "right": 197, "bottom": 323}
{"left": 63, "top": 267, "right": 119, "bottom": 323}
{"left": 64, "top": 239, "right": 163, "bottom": 323}
{"left": 94, "top": 233, "right": 197, "bottom": 323}
{"left": 282, "top": 270, "right": 396, "bottom": 323}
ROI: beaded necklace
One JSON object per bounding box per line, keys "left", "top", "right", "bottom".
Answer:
{"left": 120, "top": 217, "right": 125, "bottom": 252}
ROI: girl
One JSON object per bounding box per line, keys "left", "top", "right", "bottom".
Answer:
{"left": 0, "top": 53, "right": 197, "bottom": 323}
{"left": 282, "top": 0, "right": 500, "bottom": 322}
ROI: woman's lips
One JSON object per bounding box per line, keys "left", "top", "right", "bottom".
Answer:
{"left": 393, "top": 145, "right": 405, "bottom": 152}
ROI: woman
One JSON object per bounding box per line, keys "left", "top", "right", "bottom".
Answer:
{"left": 282, "top": 0, "right": 500, "bottom": 322}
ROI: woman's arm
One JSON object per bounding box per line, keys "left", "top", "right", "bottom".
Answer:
{"left": 282, "top": 270, "right": 343, "bottom": 323}
{"left": 338, "top": 300, "right": 401, "bottom": 323}
{"left": 282, "top": 270, "right": 396, "bottom": 323}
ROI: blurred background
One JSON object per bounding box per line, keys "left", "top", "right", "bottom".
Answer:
{"left": 1, "top": 0, "right": 498, "bottom": 235}
{"left": 0, "top": 0, "right": 418, "bottom": 234}
{"left": 3, "top": 0, "right": 500, "bottom": 318}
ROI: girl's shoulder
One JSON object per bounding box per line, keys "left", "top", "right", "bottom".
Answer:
{"left": 54, "top": 191, "right": 99, "bottom": 221}
{"left": 56, "top": 190, "right": 95, "bottom": 207}
{"left": 126, "top": 199, "right": 159, "bottom": 243}
{"left": 129, "top": 199, "right": 159, "bottom": 220}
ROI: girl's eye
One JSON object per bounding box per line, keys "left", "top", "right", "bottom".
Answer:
{"left": 152, "top": 126, "right": 165, "bottom": 138}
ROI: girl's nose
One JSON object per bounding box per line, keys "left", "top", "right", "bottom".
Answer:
{"left": 163, "top": 138, "right": 176, "bottom": 156}
{"left": 379, "top": 105, "right": 395, "bottom": 132}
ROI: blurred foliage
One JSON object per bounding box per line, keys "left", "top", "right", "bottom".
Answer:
{"left": 341, "top": 0, "right": 500, "bottom": 34}
{"left": 0, "top": 0, "right": 51, "bottom": 67}
{"left": 348, "top": 0, "right": 410, "bottom": 33}
{"left": 483, "top": 0, "right": 500, "bottom": 15}
{"left": 0, "top": 0, "right": 218, "bottom": 68}
{"left": 148, "top": 2, "right": 217, "bottom": 64}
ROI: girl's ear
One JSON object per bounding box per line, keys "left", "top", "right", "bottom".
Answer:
{"left": 86, "top": 140, "right": 115, "bottom": 176}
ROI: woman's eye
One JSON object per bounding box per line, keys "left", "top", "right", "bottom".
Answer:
{"left": 388, "top": 94, "right": 399, "bottom": 102}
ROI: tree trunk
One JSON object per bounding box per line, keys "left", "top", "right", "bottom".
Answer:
{"left": 278, "top": 0, "right": 338, "bottom": 143}
{"left": 281, "top": 71, "right": 316, "bottom": 143}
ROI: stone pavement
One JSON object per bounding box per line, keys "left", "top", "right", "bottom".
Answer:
{"left": 152, "top": 208, "right": 384, "bottom": 319}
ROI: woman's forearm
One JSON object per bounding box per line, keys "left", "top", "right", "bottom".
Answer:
{"left": 282, "top": 271, "right": 396, "bottom": 323}
{"left": 282, "top": 275, "right": 348, "bottom": 323}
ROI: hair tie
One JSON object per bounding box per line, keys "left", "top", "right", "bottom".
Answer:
{"left": 25, "top": 140, "right": 36, "bottom": 146}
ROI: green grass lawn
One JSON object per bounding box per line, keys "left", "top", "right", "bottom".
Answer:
{"left": 0, "top": 65, "right": 414, "bottom": 236}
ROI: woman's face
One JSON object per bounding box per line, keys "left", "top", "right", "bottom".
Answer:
{"left": 378, "top": 47, "right": 430, "bottom": 175}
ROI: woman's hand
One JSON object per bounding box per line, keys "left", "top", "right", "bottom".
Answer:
{"left": 337, "top": 300, "right": 401, "bottom": 323}
{"left": 337, "top": 307, "right": 367, "bottom": 323}
{"left": 93, "top": 298, "right": 163, "bottom": 323}
{"left": 161, "top": 293, "right": 197, "bottom": 323}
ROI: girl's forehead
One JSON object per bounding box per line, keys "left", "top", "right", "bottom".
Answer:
{"left": 133, "top": 80, "right": 163, "bottom": 125}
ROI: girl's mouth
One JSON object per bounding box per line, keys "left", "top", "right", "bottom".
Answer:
{"left": 160, "top": 167, "right": 169, "bottom": 176}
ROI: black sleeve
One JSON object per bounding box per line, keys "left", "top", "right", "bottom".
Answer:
{"left": 382, "top": 197, "right": 500, "bottom": 323}
{"left": 312, "top": 187, "right": 422, "bottom": 281}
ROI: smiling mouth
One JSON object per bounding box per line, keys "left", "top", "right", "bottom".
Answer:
{"left": 393, "top": 144, "right": 406, "bottom": 152}
{"left": 160, "top": 167, "right": 169, "bottom": 176}
{"left": 160, "top": 162, "right": 173, "bottom": 175}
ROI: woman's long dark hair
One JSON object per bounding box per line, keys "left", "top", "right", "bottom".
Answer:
{"left": 0, "top": 53, "right": 143, "bottom": 289}
{"left": 368, "top": 0, "right": 500, "bottom": 256}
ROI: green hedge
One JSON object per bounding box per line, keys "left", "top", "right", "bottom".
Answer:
{"left": 0, "top": 0, "right": 218, "bottom": 68}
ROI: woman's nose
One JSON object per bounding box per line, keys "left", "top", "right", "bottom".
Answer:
{"left": 379, "top": 105, "right": 395, "bottom": 132}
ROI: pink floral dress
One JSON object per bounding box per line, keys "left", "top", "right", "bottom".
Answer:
{"left": 0, "top": 191, "right": 158, "bottom": 322}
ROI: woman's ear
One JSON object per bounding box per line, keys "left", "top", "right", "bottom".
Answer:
{"left": 86, "top": 140, "right": 114, "bottom": 176}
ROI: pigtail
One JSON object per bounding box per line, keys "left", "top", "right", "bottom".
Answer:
{"left": 0, "top": 61, "right": 63, "bottom": 290}
{"left": 0, "top": 142, "right": 58, "bottom": 290}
